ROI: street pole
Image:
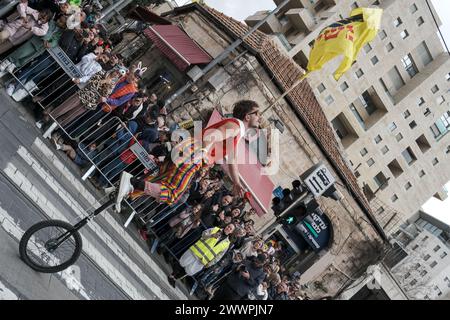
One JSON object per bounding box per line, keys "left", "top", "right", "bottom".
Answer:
{"left": 164, "top": 0, "right": 291, "bottom": 108}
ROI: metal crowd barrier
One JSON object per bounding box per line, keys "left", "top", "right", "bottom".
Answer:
{"left": 2, "top": 45, "right": 231, "bottom": 297}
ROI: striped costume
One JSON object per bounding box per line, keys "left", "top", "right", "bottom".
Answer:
{"left": 130, "top": 118, "right": 245, "bottom": 205}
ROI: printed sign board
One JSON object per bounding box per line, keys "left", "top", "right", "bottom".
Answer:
{"left": 301, "top": 163, "right": 336, "bottom": 198}
{"left": 47, "top": 46, "right": 86, "bottom": 89}
{"left": 130, "top": 143, "right": 158, "bottom": 171}
{"left": 295, "top": 209, "right": 331, "bottom": 251}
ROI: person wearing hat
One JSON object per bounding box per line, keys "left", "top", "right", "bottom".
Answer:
{"left": 212, "top": 253, "right": 267, "bottom": 300}
{"left": 68, "top": 63, "right": 143, "bottom": 139}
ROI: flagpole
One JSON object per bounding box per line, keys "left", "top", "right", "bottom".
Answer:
{"left": 261, "top": 72, "right": 309, "bottom": 115}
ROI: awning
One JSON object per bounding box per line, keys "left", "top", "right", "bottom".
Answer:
{"left": 144, "top": 25, "right": 212, "bottom": 72}
{"left": 126, "top": 6, "right": 172, "bottom": 25}
{"left": 206, "top": 110, "right": 275, "bottom": 216}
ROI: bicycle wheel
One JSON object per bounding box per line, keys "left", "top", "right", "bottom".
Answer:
{"left": 19, "top": 220, "right": 83, "bottom": 273}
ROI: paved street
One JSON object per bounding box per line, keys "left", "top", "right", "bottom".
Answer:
{"left": 0, "top": 90, "right": 189, "bottom": 300}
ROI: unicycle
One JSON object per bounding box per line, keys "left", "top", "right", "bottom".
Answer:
{"left": 19, "top": 196, "right": 115, "bottom": 273}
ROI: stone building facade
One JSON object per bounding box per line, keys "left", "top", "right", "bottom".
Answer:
{"left": 245, "top": 0, "right": 450, "bottom": 235}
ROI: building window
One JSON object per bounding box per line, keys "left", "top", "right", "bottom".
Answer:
{"left": 379, "top": 30, "right": 387, "bottom": 40}
{"left": 355, "top": 68, "right": 364, "bottom": 78}
{"left": 410, "top": 3, "right": 418, "bottom": 13}
{"left": 403, "top": 110, "right": 411, "bottom": 119}
{"left": 387, "top": 159, "right": 404, "bottom": 178}
{"left": 367, "top": 158, "right": 375, "bottom": 167}
{"left": 372, "top": 0, "right": 380, "bottom": 5}
{"left": 416, "top": 134, "right": 431, "bottom": 153}
{"left": 437, "top": 96, "right": 445, "bottom": 105}
{"left": 355, "top": 170, "right": 361, "bottom": 178}
{"left": 440, "top": 252, "right": 447, "bottom": 259}
{"left": 414, "top": 263, "right": 421, "bottom": 269}
{"left": 396, "top": 133, "right": 403, "bottom": 141}
{"left": 340, "top": 81, "right": 349, "bottom": 91}
{"left": 349, "top": 103, "right": 366, "bottom": 130}
{"left": 400, "top": 30, "right": 409, "bottom": 39}
{"left": 417, "top": 41, "right": 433, "bottom": 66}
{"left": 404, "top": 272, "right": 411, "bottom": 279}
{"left": 374, "top": 135, "right": 382, "bottom": 144}
{"left": 386, "top": 42, "right": 394, "bottom": 53}
{"left": 446, "top": 73, "right": 450, "bottom": 81}
{"left": 317, "top": 83, "right": 326, "bottom": 93}
{"left": 424, "top": 108, "right": 431, "bottom": 117}
{"left": 325, "top": 95, "right": 334, "bottom": 105}
{"left": 402, "top": 147, "right": 417, "bottom": 165}
{"left": 419, "top": 170, "right": 426, "bottom": 178}
{"left": 360, "top": 148, "right": 368, "bottom": 156}
{"left": 387, "top": 66, "right": 405, "bottom": 91}
{"left": 391, "top": 194, "right": 398, "bottom": 202}
{"left": 374, "top": 172, "right": 389, "bottom": 189}
{"left": 434, "top": 245, "right": 441, "bottom": 252}
{"left": 420, "top": 270, "right": 428, "bottom": 277}
{"left": 432, "top": 158, "right": 439, "bottom": 166}
{"left": 422, "top": 236, "right": 429, "bottom": 242}
{"left": 430, "top": 261, "right": 438, "bottom": 268}
{"left": 424, "top": 254, "right": 431, "bottom": 261}
{"left": 364, "top": 43, "right": 372, "bottom": 53}
{"left": 409, "top": 121, "right": 417, "bottom": 129}
{"left": 418, "top": 97, "right": 425, "bottom": 106}
{"left": 350, "top": 2, "right": 359, "bottom": 9}
{"left": 430, "top": 111, "right": 450, "bottom": 139}
{"left": 431, "top": 85, "right": 439, "bottom": 94}
{"left": 388, "top": 122, "right": 397, "bottom": 132}
{"left": 417, "top": 16, "right": 425, "bottom": 26}
{"left": 381, "top": 145, "right": 389, "bottom": 154}
{"left": 371, "top": 56, "right": 379, "bottom": 65}
{"left": 401, "top": 54, "right": 418, "bottom": 78}
{"left": 393, "top": 17, "right": 402, "bottom": 27}
{"left": 405, "top": 182, "right": 412, "bottom": 190}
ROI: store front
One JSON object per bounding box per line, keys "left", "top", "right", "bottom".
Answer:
{"left": 264, "top": 205, "right": 334, "bottom": 275}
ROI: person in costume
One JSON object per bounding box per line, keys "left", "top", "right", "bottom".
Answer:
{"left": 114, "top": 100, "right": 262, "bottom": 212}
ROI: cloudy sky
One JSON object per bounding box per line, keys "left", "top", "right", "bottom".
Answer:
{"left": 204, "top": 0, "right": 450, "bottom": 225}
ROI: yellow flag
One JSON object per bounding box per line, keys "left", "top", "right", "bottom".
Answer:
{"left": 307, "top": 8, "right": 383, "bottom": 81}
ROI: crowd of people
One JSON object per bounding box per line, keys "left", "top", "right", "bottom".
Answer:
{"left": 0, "top": 0, "right": 308, "bottom": 300}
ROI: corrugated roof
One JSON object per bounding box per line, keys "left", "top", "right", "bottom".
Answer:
{"left": 144, "top": 25, "right": 212, "bottom": 71}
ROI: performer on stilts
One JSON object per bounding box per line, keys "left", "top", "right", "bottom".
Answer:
{"left": 114, "top": 100, "right": 262, "bottom": 212}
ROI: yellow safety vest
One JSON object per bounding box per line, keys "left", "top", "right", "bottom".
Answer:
{"left": 190, "top": 227, "right": 230, "bottom": 266}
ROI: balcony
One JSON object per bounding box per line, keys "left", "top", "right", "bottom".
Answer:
{"left": 245, "top": 11, "right": 283, "bottom": 34}
{"left": 394, "top": 53, "right": 450, "bottom": 104}
{"left": 274, "top": 0, "right": 304, "bottom": 11}
{"left": 285, "top": 8, "right": 316, "bottom": 33}
{"left": 314, "top": 0, "right": 337, "bottom": 12}
{"left": 331, "top": 112, "right": 359, "bottom": 149}
{"left": 350, "top": 87, "right": 388, "bottom": 131}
